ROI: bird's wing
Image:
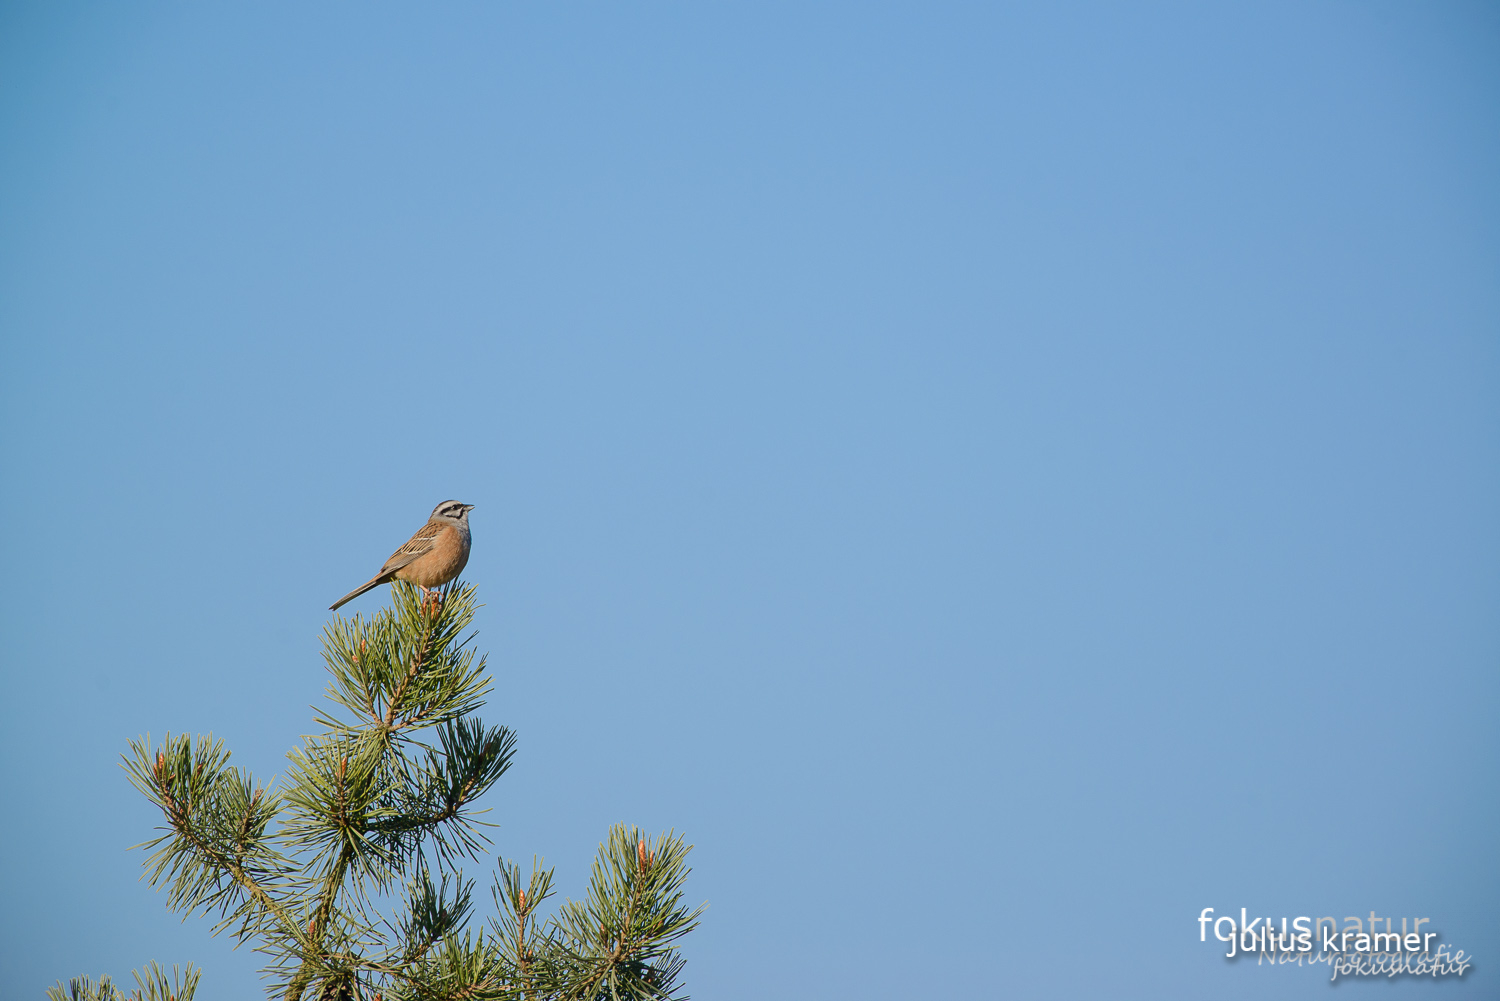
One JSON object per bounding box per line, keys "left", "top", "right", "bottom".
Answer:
{"left": 330, "top": 522, "right": 450, "bottom": 610}
{"left": 377, "top": 522, "right": 446, "bottom": 575}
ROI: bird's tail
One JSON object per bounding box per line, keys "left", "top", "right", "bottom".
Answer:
{"left": 329, "top": 573, "right": 391, "bottom": 611}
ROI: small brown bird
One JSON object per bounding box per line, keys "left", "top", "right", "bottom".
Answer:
{"left": 330, "top": 500, "right": 475, "bottom": 611}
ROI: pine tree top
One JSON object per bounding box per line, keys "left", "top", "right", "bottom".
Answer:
{"left": 89, "top": 581, "right": 704, "bottom": 1001}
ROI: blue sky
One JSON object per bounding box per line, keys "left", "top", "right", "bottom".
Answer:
{"left": 1, "top": 3, "right": 1497, "bottom": 998}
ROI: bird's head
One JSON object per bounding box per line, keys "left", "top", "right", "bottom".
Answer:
{"left": 431, "top": 500, "right": 476, "bottom": 523}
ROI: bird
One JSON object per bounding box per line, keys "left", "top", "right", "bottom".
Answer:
{"left": 330, "top": 500, "right": 475, "bottom": 611}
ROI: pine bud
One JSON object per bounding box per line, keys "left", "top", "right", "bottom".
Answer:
{"left": 638, "top": 840, "right": 649, "bottom": 872}
{"left": 518, "top": 889, "right": 526, "bottom": 911}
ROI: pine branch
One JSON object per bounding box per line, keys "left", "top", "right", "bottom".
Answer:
{"left": 124, "top": 734, "right": 295, "bottom": 942}
{"left": 544, "top": 828, "right": 704, "bottom": 1001}
{"left": 387, "top": 868, "right": 476, "bottom": 966}
{"left": 489, "top": 859, "right": 558, "bottom": 998}
{"left": 380, "top": 719, "right": 516, "bottom": 866}
{"left": 320, "top": 583, "right": 490, "bottom": 739}
{"left": 49, "top": 962, "right": 202, "bottom": 1001}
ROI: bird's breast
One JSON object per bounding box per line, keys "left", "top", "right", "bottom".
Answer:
{"left": 396, "top": 525, "right": 471, "bottom": 587}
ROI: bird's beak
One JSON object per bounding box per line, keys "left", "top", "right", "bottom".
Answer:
{"left": 464, "top": 504, "right": 476, "bottom": 512}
